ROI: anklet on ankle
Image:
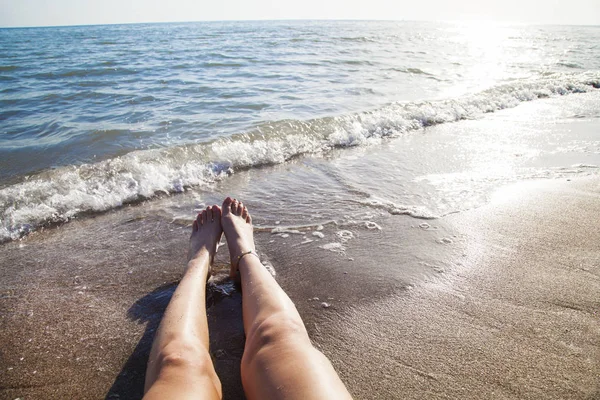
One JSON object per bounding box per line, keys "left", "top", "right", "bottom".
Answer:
{"left": 234, "top": 250, "right": 260, "bottom": 271}
{"left": 231, "top": 250, "right": 260, "bottom": 282}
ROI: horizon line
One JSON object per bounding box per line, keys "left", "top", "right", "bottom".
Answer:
{"left": 1, "top": 18, "right": 599, "bottom": 29}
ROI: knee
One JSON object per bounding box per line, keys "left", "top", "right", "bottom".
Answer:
{"left": 145, "top": 338, "right": 222, "bottom": 397}
{"left": 253, "top": 313, "right": 307, "bottom": 345}
{"left": 244, "top": 313, "right": 310, "bottom": 360}
{"left": 157, "top": 338, "right": 208, "bottom": 367}
{"left": 155, "top": 339, "right": 219, "bottom": 383}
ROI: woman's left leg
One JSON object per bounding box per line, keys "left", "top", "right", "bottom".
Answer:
{"left": 143, "top": 206, "right": 223, "bottom": 400}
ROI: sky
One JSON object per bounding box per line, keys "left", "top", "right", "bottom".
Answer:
{"left": 1, "top": 0, "right": 599, "bottom": 27}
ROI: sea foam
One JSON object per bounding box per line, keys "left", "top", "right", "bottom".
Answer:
{"left": 1, "top": 72, "right": 599, "bottom": 242}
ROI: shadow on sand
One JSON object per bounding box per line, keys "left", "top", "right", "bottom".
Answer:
{"left": 106, "top": 281, "right": 246, "bottom": 400}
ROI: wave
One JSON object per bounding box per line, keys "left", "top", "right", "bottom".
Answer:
{"left": 1, "top": 71, "right": 599, "bottom": 242}
{"left": 557, "top": 62, "right": 584, "bottom": 69}
{"left": 338, "top": 36, "right": 376, "bottom": 43}
{"left": 389, "top": 67, "right": 434, "bottom": 76}
{"left": 0, "top": 65, "right": 20, "bottom": 72}
{"left": 29, "top": 67, "right": 139, "bottom": 80}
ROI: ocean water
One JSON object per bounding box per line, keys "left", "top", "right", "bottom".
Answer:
{"left": 1, "top": 20, "right": 600, "bottom": 242}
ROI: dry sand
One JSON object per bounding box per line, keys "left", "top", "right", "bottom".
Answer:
{"left": 0, "top": 177, "right": 599, "bottom": 399}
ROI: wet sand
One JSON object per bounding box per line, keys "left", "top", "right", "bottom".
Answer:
{"left": 1, "top": 177, "right": 599, "bottom": 399}
{"left": 324, "top": 177, "right": 600, "bottom": 400}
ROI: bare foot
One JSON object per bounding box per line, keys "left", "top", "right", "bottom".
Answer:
{"left": 221, "top": 197, "right": 255, "bottom": 279}
{"left": 187, "top": 205, "right": 223, "bottom": 272}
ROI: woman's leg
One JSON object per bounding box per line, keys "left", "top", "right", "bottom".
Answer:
{"left": 143, "top": 206, "right": 223, "bottom": 400}
{"left": 221, "top": 197, "right": 353, "bottom": 400}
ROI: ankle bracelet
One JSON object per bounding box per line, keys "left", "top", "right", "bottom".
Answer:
{"left": 234, "top": 250, "right": 260, "bottom": 272}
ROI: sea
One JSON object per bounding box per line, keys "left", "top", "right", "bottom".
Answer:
{"left": 1, "top": 20, "right": 599, "bottom": 244}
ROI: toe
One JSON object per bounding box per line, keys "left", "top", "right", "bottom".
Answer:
{"left": 200, "top": 209, "right": 208, "bottom": 225}
{"left": 213, "top": 205, "right": 222, "bottom": 221}
{"left": 242, "top": 207, "right": 248, "bottom": 219}
{"left": 206, "top": 205, "right": 213, "bottom": 221}
{"left": 193, "top": 219, "right": 199, "bottom": 231}
{"left": 237, "top": 202, "right": 244, "bottom": 216}
{"left": 222, "top": 197, "right": 233, "bottom": 215}
{"left": 231, "top": 199, "right": 239, "bottom": 214}
{"left": 246, "top": 214, "right": 252, "bottom": 224}
{"left": 196, "top": 212, "right": 203, "bottom": 227}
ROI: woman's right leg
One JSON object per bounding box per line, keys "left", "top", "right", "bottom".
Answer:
{"left": 221, "top": 197, "right": 353, "bottom": 400}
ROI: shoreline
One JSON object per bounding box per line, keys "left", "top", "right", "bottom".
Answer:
{"left": 305, "top": 177, "right": 600, "bottom": 399}
{"left": 0, "top": 176, "right": 599, "bottom": 399}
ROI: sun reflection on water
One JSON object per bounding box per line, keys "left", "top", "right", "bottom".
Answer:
{"left": 440, "top": 22, "right": 537, "bottom": 97}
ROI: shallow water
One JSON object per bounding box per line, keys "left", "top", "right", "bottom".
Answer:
{"left": 1, "top": 21, "right": 600, "bottom": 241}
{"left": 75, "top": 90, "right": 595, "bottom": 279}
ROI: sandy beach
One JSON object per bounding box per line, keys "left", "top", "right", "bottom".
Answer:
{"left": 1, "top": 175, "right": 598, "bottom": 399}
{"left": 312, "top": 177, "right": 600, "bottom": 399}
{"left": 2, "top": 14, "right": 600, "bottom": 400}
